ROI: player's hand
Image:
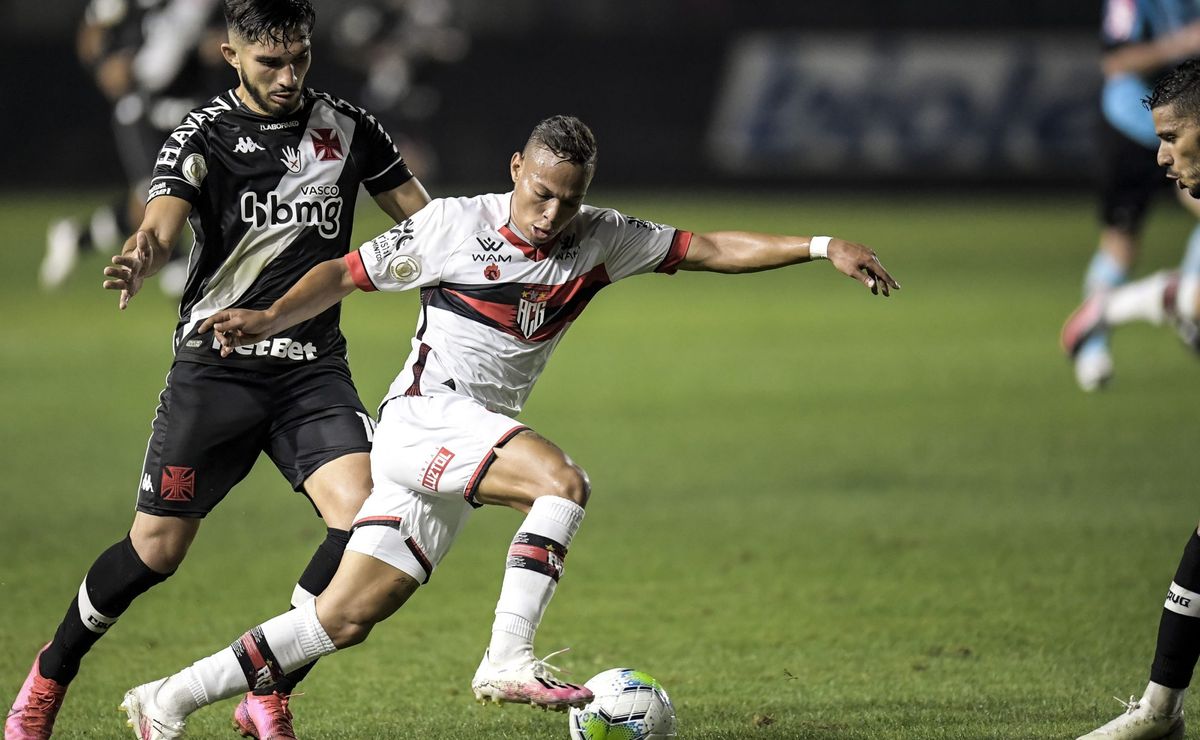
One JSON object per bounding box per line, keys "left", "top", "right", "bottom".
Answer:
{"left": 198, "top": 309, "right": 276, "bottom": 357}
{"left": 103, "top": 231, "right": 154, "bottom": 310}
{"left": 828, "top": 239, "right": 900, "bottom": 296}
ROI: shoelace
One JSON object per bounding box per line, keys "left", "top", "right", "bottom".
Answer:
{"left": 18, "top": 685, "right": 63, "bottom": 730}
{"left": 262, "top": 692, "right": 302, "bottom": 727}
{"left": 1114, "top": 695, "right": 1139, "bottom": 714}
{"left": 529, "top": 647, "right": 572, "bottom": 678}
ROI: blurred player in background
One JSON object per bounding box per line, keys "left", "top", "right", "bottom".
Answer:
{"left": 323, "top": 0, "right": 469, "bottom": 180}
{"left": 1067, "top": 0, "right": 1200, "bottom": 392}
{"left": 6, "top": 1, "right": 430, "bottom": 738}
{"left": 115, "top": 114, "right": 898, "bottom": 737}
{"left": 1062, "top": 59, "right": 1200, "bottom": 367}
{"left": 1075, "top": 61, "right": 1200, "bottom": 740}
{"left": 39, "top": 0, "right": 226, "bottom": 297}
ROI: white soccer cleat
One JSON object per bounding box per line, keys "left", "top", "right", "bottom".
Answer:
{"left": 471, "top": 648, "right": 592, "bottom": 711}
{"left": 119, "top": 679, "right": 187, "bottom": 740}
{"left": 1077, "top": 695, "right": 1184, "bottom": 739}
{"left": 39, "top": 219, "right": 81, "bottom": 290}
{"left": 1073, "top": 346, "right": 1114, "bottom": 393}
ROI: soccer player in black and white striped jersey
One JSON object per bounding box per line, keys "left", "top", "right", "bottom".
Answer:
{"left": 6, "top": 2, "right": 430, "bottom": 739}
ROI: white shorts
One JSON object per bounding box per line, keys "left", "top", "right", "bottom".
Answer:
{"left": 346, "top": 392, "right": 528, "bottom": 583}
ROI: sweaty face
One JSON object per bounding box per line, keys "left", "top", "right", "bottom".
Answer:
{"left": 224, "top": 31, "right": 311, "bottom": 118}
{"left": 1154, "top": 103, "right": 1200, "bottom": 198}
{"left": 509, "top": 145, "right": 593, "bottom": 245}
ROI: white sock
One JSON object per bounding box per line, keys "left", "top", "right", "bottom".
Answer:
{"left": 159, "top": 600, "right": 336, "bottom": 712}
{"left": 1105, "top": 271, "right": 1171, "bottom": 326}
{"left": 489, "top": 496, "right": 585, "bottom": 665}
{"left": 1179, "top": 274, "right": 1200, "bottom": 323}
{"left": 1143, "top": 680, "right": 1186, "bottom": 716}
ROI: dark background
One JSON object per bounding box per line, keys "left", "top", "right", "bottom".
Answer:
{"left": 0, "top": 1, "right": 1104, "bottom": 189}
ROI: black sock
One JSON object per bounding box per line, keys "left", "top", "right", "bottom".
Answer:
{"left": 255, "top": 528, "right": 350, "bottom": 696}
{"left": 39, "top": 535, "right": 171, "bottom": 684}
{"left": 1150, "top": 530, "right": 1200, "bottom": 689}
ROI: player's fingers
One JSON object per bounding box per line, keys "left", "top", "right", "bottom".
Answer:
{"left": 198, "top": 313, "right": 226, "bottom": 334}
{"left": 871, "top": 260, "right": 900, "bottom": 291}
{"left": 119, "top": 289, "right": 131, "bottom": 311}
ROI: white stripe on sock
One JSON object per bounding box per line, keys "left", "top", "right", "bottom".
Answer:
{"left": 1165, "top": 581, "right": 1200, "bottom": 618}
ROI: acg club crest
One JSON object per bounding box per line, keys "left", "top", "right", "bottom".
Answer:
{"left": 517, "top": 286, "right": 553, "bottom": 338}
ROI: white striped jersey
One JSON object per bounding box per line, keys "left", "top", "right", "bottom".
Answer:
{"left": 345, "top": 192, "right": 692, "bottom": 417}
{"left": 149, "top": 88, "right": 413, "bottom": 370}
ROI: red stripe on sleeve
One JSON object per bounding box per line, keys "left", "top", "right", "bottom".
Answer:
{"left": 657, "top": 230, "right": 692, "bottom": 274}
{"left": 344, "top": 250, "right": 377, "bottom": 292}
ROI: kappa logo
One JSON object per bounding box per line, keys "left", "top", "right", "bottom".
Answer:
{"left": 234, "top": 137, "right": 265, "bottom": 154}
{"left": 161, "top": 465, "right": 195, "bottom": 501}
{"left": 141, "top": 473, "right": 154, "bottom": 493}
{"left": 421, "top": 447, "right": 455, "bottom": 491}
{"left": 309, "top": 128, "right": 343, "bottom": 161}
{"left": 280, "top": 145, "right": 302, "bottom": 173}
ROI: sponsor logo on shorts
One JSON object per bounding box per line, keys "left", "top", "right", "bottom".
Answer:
{"left": 421, "top": 447, "right": 455, "bottom": 491}
{"left": 209, "top": 335, "right": 318, "bottom": 361}
{"left": 161, "top": 465, "right": 195, "bottom": 501}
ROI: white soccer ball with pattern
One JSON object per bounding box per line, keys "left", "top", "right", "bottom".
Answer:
{"left": 567, "top": 667, "right": 677, "bottom": 739}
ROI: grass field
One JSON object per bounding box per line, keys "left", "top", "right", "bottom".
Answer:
{"left": 2, "top": 189, "right": 1200, "bottom": 739}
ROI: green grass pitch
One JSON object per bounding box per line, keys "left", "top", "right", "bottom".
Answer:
{"left": 2, "top": 189, "right": 1199, "bottom": 738}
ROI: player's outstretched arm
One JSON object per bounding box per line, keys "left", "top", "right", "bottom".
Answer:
{"left": 373, "top": 177, "right": 432, "bottom": 223}
{"left": 679, "top": 231, "right": 900, "bottom": 296}
{"left": 198, "top": 257, "right": 358, "bottom": 357}
{"left": 102, "top": 195, "right": 190, "bottom": 310}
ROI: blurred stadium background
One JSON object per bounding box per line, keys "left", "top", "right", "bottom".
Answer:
{"left": 4, "top": 1, "right": 1200, "bottom": 739}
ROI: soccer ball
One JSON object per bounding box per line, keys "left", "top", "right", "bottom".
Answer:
{"left": 567, "top": 668, "right": 677, "bottom": 739}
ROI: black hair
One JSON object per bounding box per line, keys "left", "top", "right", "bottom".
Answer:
{"left": 525, "top": 115, "right": 598, "bottom": 168}
{"left": 1145, "top": 59, "right": 1200, "bottom": 119}
{"left": 224, "top": 0, "right": 315, "bottom": 46}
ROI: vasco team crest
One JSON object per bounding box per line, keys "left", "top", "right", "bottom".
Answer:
{"left": 309, "top": 128, "right": 343, "bottom": 161}
{"left": 517, "top": 286, "right": 553, "bottom": 338}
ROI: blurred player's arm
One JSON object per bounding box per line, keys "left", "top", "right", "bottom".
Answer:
{"left": 1103, "top": 20, "right": 1200, "bottom": 77}
{"left": 680, "top": 231, "right": 899, "bottom": 296}
{"left": 102, "top": 195, "right": 191, "bottom": 310}
{"left": 372, "top": 178, "right": 432, "bottom": 223}
{"left": 198, "top": 258, "right": 357, "bottom": 355}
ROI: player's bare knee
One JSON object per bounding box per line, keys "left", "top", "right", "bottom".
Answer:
{"left": 543, "top": 463, "right": 590, "bottom": 507}
{"left": 129, "top": 516, "right": 199, "bottom": 573}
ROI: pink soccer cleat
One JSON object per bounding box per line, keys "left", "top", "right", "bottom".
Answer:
{"left": 5, "top": 644, "right": 67, "bottom": 740}
{"left": 1061, "top": 293, "right": 1108, "bottom": 358}
{"left": 233, "top": 691, "right": 297, "bottom": 740}
{"left": 471, "top": 648, "right": 592, "bottom": 712}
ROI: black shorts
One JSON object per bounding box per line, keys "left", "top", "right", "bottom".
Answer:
{"left": 136, "top": 359, "right": 374, "bottom": 518}
{"left": 1098, "top": 116, "right": 1170, "bottom": 233}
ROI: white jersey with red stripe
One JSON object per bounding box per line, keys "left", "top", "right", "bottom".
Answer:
{"left": 345, "top": 191, "right": 692, "bottom": 417}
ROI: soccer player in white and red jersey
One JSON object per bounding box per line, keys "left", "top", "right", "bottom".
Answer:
{"left": 117, "top": 115, "right": 898, "bottom": 737}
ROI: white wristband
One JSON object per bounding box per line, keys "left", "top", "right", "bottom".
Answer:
{"left": 809, "top": 236, "right": 831, "bottom": 260}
